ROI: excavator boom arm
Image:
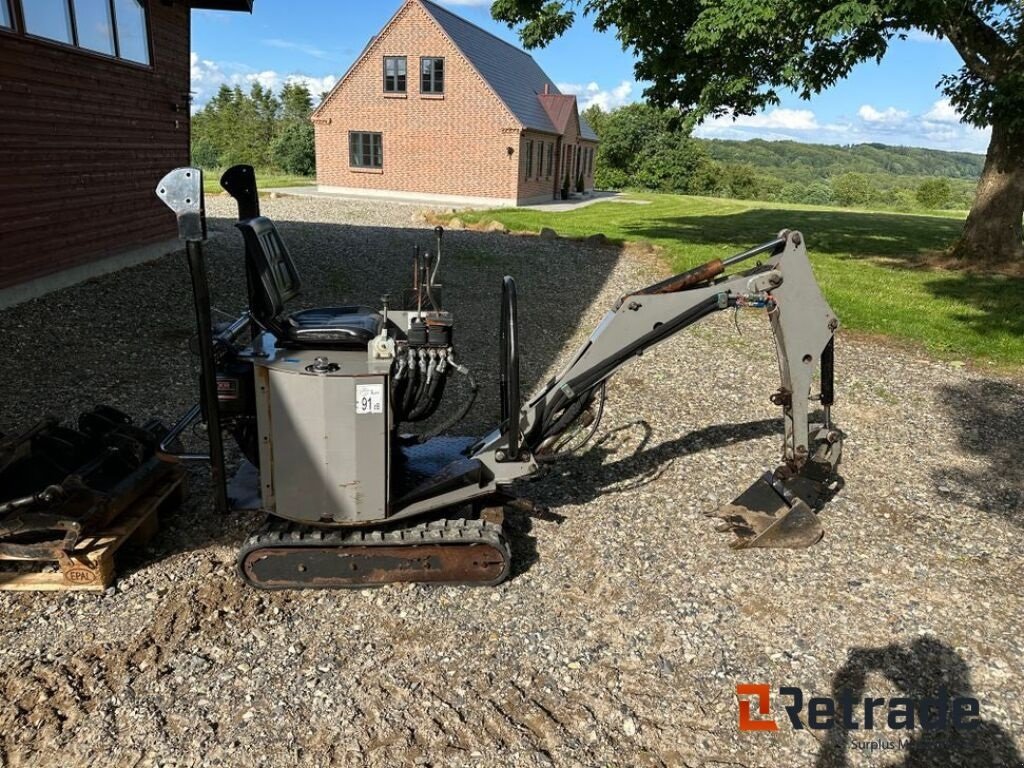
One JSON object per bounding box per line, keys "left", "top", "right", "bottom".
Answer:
{"left": 475, "top": 229, "right": 844, "bottom": 549}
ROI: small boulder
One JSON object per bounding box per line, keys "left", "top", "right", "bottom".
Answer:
{"left": 539, "top": 227, "right": 559, "bottom": 240}
{"left": 484, "top": 220, "right": 509, "bottom": 234}
{"left": 447, "top": 217, "right": 465, "bottom": 230}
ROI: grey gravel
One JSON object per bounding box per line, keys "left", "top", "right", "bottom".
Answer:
{"left": 0, "top": 194, "right": 1022, "bottom": 767}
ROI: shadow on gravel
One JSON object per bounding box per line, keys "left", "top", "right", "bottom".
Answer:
{"left": 815, "top": 637, "right": 1022, "bottom": 768}
{"left": 532, "top": 417, "right": 783, "bottom": 509}
{"left": 935, "top": 379, "right": 1024, "bottom": 526}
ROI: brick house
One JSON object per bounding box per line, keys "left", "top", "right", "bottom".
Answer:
{"left": 312, "top": 0, "right": 599, "bottom": 207}
{"left": 0, "top": 0, "right": 251, "bottom": 306}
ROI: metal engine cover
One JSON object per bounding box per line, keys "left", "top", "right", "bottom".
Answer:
{"left": 253, "top": 343, "right": 392, "bottom": 525}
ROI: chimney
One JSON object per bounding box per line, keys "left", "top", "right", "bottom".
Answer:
{"left": 543, "top": 84, "right": 549, "bottom": 95}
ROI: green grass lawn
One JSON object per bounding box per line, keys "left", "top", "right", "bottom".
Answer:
{"left": 448, "top": 193, "right": 1024, "bottom": 370}
{"left": 202, "top": 170, "right": 312, "bottom": 195}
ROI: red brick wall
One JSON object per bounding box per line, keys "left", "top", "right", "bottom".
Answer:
{"left": 314, "top": 1, "right": 524, "bottom": 202}
{"left": 0, "top": 2, "right": 191, "bottom": 290}
{"left": 581, "top": 139, "right": 597, "bottom": 191}
{"left": 517, "top": 132, "right": 560, "bottom": 203}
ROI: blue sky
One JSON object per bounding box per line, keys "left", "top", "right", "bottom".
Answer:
{"left": 192, "top": 0, "right": 991, "bottom": 154}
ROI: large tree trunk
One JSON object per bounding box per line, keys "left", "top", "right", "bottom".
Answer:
{"left": 953, "top": 122, "right": 1024, "bottom": 262}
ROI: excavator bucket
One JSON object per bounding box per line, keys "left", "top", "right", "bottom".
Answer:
{"left": 712, "top": 422, "right": 843, "bottom": 549}
{"left": 711, "top": 472, "right": 824, "bottom": 549}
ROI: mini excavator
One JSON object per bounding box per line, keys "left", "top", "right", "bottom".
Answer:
{"left": 154, "top": 165, "right": 844, "bottom": 589}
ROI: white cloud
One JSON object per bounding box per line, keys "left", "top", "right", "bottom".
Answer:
{"left": 923, "top": 98, "right": 960, "bottom": 124}
{"left": 902, "top": 28, "right": 942, "bottom": 43}
{"left": 858, "top": 104, "right": 910, "bottom": 124}
{"left": 557, "top": 80, "right": 636, "bottom": 111}
{"left": 695, "top": 100, "right": 990, "bottom": 153}
{"left": 734, "top": 108, "right": 820, "bottom": 130}
{"left": 190, "top": 52, "right": 337, "bottom": 111}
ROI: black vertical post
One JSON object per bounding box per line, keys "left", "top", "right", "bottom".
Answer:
{"left": 820, "top": 337, "right": 835, "bottom": 407}
{"left": 186, "top": 240, "right": 229, "bottom": 515}
{"left": 158, "top": 167, "right": 230, "bottom": 515}
{"left": 820, "top": 336, "right": 835, "bottom": 430}
{"left": 499, "top": 276, "right": 520, "bottom": 461}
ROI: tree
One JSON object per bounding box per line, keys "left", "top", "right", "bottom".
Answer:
{"left": 191, "top": 81, "right": 317, "bottom": 176}
{"left": 492, "top": 0, "right": 1024, "bottom": 261}
{"left": 585, "top": 103, "right": 720, "bottom": 195}
{"left": 916, "top": 178, "right": 953, "bottom": 209}
{"left": 831, "top": 173, "right": 873, "bottom": 208}
{"left": 280, "top": 82, "right": 315, "bottom": 123}
{"left": 272, "top": 122, "right": 316, "bottom": 176}
{"left": 720, "top": 163, "right": 762, "bottom": 200}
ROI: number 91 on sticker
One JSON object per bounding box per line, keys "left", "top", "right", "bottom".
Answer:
{"left": 355, "top": 384, "right": 384, "bottom": 415}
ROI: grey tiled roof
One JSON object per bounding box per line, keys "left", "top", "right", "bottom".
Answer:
{"left": 420, "top": 0, "right": 598, "bottom": 141}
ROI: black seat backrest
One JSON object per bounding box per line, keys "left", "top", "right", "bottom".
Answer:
{"left": 236, "top": 217, "right": 302, "bottom": 328}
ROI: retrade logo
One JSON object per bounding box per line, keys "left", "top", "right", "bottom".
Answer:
{"left": 737, "top": 684, "right": 779, "bottom": 731}
{"left": 736, "top": 683, "right": 981, "bottom": 733}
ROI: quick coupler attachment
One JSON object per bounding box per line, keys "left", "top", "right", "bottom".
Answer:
{"left": 710, "top": 426, "right": 843, "bottom": 549}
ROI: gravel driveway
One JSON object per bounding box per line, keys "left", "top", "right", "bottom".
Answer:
{"left": 1, "top": 193, "right": 1021, "bottom": 768}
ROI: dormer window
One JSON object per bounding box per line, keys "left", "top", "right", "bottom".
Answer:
{"left": 420, "top": 57, "right": 444, "bottom": 94}
{"left": 384, "top": 56, "right": 407, "bottom": 93}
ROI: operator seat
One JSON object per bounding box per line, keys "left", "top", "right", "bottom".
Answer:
{"left": 235, "top": 216, "right": 382, "bottom": 349}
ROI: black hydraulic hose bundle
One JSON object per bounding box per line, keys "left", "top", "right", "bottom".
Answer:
{"left": 407, "top": 368, "right": 446, "bottom": 421}
{"left": 418, "top": 366, "right": 478, "bottom": 444}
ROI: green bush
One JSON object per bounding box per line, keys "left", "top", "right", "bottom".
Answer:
{"left": 272, "top": 122, "right": 316, "bottom": 176}
{"left": 916, "top": 177, "right": 953, "bottom": 209}
{"left": 890, "top": 189, "right": 919, "bottom": 211}
{"left": 721, "top": 163, "right": 762, "bottom": 200}
{"left": 191, "top": 137, "right": 221, "bottom": 169}
{"left": 595, "top": 165, "right": 631, "bottom": 190}
{"left": 831, "top": 172, "right": 873, "bottom": 207}
{"left": 633, "top": 133, "right": 715, "bottom": 194}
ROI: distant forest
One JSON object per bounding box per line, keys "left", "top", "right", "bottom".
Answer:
{"left": 701, "top": 139, "right": 984, "bottom": 181}
{"left": 582, "top": 104, "right": 984, "bottom": 212}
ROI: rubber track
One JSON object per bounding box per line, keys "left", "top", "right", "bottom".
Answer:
{"left": 237, "top": 517, "right": 512, "bottom": 590}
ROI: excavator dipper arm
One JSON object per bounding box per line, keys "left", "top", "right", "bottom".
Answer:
{"left": 476, "top": 229, "right": 843, "bottom": 548}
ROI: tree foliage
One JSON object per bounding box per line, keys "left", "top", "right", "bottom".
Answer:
{"left": 191, "top": 81, "right": 317, "bottom": 175}
{"left": 492, "top": 1, "right": 1022, "bottom": 134}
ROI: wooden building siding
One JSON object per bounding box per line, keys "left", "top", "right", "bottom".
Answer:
{"left": 0, "top": 1, "right": 191, "bottom": 290}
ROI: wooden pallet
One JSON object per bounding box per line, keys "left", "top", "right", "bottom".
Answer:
{"left": 0, "top": 469, "right": 186, "bottom": 593}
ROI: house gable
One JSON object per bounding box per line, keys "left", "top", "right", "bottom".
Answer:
{"left": 311, "top": 0, "right": 597, "bottom": 205}
{"left": 313, "top": 0, "right": 518, "bottom": 129}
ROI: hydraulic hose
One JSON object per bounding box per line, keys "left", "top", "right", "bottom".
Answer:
{"left": 408, "top": 368, "right": 446, "bottom": 421}
{"left": 418, "top": 365, "right": 478, "bottom": 444}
